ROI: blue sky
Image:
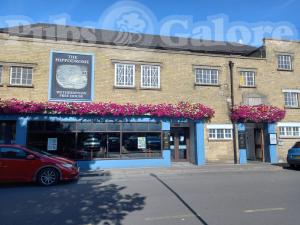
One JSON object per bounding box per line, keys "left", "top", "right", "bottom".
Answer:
{"left": 0, "top": 0, "right": 299, "bottom": 46}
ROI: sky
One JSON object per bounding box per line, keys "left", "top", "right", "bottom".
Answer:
{"left": 0, "top": 0, "right": 299, "bottom": 46}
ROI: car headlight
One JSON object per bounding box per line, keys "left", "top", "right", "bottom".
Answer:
{"left": 61, "top": 163, "right": 74, "bottom": 169}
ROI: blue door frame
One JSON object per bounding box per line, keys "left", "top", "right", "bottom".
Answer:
{"left": 237, "top": 123, "right": 278, "bottom": 164}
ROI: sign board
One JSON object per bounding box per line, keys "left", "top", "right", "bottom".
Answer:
{"left": 269, "top": 133, "right": 277, "bottom": 145}
{"left": 49, "top": 51, "right": 94, "bottom": 102}
{"left": 138, "top": 137, "right": 146, "bottom": 149}
{"left": 238, "top": 131, "right": 246, "bottom": 149}
{"left": 47, "top": 138, "right": 58, "bottom": 151}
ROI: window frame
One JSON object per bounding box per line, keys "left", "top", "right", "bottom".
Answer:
{"left": 283, "top": 91, "right": 299, "bottom": 108}
{"left": 114, "top": 63, "right": 135, "bottom": 88}
{"left": 208, "top": 128, "right": 233, "bottom": 140}
{"left": 207, "top": 124, "right": 233, "bottom": 141}
{"left": 140, "top": 64, "right": 161, "bottom": 89}
{"left": 239, "top": 70, "right": 256, "bottom": 87}
{"left": 10, "top": 66, "right": 33, "bottom": 86}
{"left": 279, "top": 126, "right": 300, "bottom": 138}
{"left": 277, "top": 54, "right": 292, "bottom": 71}
{"left": 27, "top": 121, "right": 163, "bottom": 160}
{"left": 194, "top": 67, "right": 219, "bottom": 86}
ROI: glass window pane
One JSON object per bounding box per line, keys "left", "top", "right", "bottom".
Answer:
{"left": 107, "top": 123, "right": 120, "bottom": 131}
{"left": 121, "top": 132, "right": 161, "bottom": 158}
{"left": 115, "top": 64, "right": 134, "bottom": 87}
{"left": 278, "top": 55, "right": 292, "bottom": 70}
{"left": 61, "top": 122, "right": 76, "bottom": 131}
{"left": 0, "top": 147, "right": 27, "bottom": 159}
{"left": 94, "top": 123, "right": 107, "bottom": 131}
{"left": 141, "top": 65, "right": 160, "bottom": 88}
{"left": 135, "top": 123, "right": 148, "bottom": 131}
{"left": 122, "top": 123, "right": 135, "bottom": 131}
{"left": 195, "top": 68, "right": 218, "bottom": 85}
{"left": 107, "top": 133, "right": 121, "bottom": 158}
{"left": 28, "top": 121, "right": 45, "bottom": 131}
{"left": 45, "top": 122, "right": 61, "bottom": 131}
{"left": 148, "top": 123, "right": 161, "bottom": 131}
{"left": 0, "top": 121, "right": 16, "bottom": 144}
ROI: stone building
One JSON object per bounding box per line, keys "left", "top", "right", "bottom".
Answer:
{"left": 0, "top": 23, "right": 299, "bottom": 169}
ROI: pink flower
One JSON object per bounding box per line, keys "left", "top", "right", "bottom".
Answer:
{"left": 0, "top": 99, "right": 214, "bottom": 120}
{"left": 231, "top": 105, "right": 285, "bottom": 123}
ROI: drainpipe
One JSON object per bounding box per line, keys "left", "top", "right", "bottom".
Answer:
{"left": 229, "top": 61, "right": 238, "bottom": 164}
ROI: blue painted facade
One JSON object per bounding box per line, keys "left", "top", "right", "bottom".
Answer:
{"left": 0, "top": 114, "right": 206, "bottom": 170}
{"left": 237, "top": 122, "right": 278, "bottom": 164}
{"left": 77, "top": 150, "right": 171, "bottom": 170}
{"left": 266, "top": 123, "right": 278, "bottom": 164}
{"left": 195, "top": 121, "right": 205, "bottom": 165}
{"left": 237, "top": 123, "right": 247, "bottom": 164}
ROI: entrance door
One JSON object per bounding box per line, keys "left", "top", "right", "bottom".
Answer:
{"left": 245, "top": 123, "right": 265, "bottom": 162}
{"left": 254, "top": 128, "right": 264, "bottom": 161}
{"left": 170, "top": 128, "right": 190, "bottom": 161}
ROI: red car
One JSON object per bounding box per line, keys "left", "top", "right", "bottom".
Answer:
{"left": 0, "top": 144, "right": 79, "bottom": 186}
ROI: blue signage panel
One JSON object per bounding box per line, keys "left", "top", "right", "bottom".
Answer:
{"left": 49, "top": 51, "right": 94, "bottom": 102}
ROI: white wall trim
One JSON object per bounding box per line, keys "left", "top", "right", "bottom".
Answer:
{"left": 282, "top": 89, "right": 300, "bottom": 93}
{"left": 277, "top": 122, "right": 300, "bottom": 127}
{"left": 207, "top": 124, "right": 233, "bottom": 129}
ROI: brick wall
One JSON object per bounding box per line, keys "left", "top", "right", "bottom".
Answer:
{"left": 0, "top": 33, "right": 299, "bottom": 162}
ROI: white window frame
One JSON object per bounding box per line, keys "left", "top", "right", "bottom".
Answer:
{"left": 10, "top": 66, "right": 33, "bottom": 86}
{"left": 278, "top": 123, "right": 300, "bottom": 138}
{"left": 207, "top": 124, "right": 233, "bottom": 140}
{"left": 141, "top": 65, "right": 160, "bottom": 89}
{"left": 240, "top": 71, "right": 256, "bottom": 87}
{"left": 114, "top": 63, "right": 135, "bottom": 88}
{"left": 195, "top": 68, "right": 219, "bottom": 85}
{"left": 277, "top": 54, "right": 292, "bottom": 70}
{"left": 283, "top": 91, "right": 299, "bottom": 107}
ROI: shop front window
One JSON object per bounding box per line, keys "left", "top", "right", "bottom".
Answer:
{"left": 27, "top": 121, "right": 162, "bottom": 160}
{"left": 0, "top": 121, "right": 16, "bottom": 144}
{"left": 121, "top": 133, "right": 161, "bottom": 158}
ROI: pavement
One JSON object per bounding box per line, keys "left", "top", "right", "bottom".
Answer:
{"left": 1, "top": 162, "right": 299, "bottom": 225}
{"left": 79, "top": 162, "right": 285, "bottom": 183}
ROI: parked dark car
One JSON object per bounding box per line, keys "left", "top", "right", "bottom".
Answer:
{"left": 287, "top": 141, "right": 300, "bottom": 168}
{"left": 0, "top": 144, "right": 79, "bottom": 186}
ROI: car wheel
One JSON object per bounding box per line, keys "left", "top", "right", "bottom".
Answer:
{"left": 37, "top": 167, "right": 59, "bottom": 186}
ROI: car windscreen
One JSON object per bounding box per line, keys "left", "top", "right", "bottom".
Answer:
{"left": 25, "top": 146, "right": 54, "bottom": 156}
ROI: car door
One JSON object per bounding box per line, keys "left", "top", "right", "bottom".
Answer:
{"left": 0, "top": 147, "right": 38, "bottom": 181}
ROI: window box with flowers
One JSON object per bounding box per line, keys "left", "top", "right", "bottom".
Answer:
{"left": 231, "top": 105, "right": 285, "bottom": 123}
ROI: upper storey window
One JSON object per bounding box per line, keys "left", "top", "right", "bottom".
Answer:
{"left": 114, "top": 63, "right": 135, "bottom": 88}
{"left": 141, "top": 65, "right": 160, "bottom": 89}
{"left": 277, "top": 54, "right": 292, "bottom": 71}
{"left": 283, "top": 91, "right": 299, "bottom": 108}
{"left": 239, "top": 71, "right": 256, "bottom": 87}
{"left": 195, "top": 68, "right": 219, "bottom": 85}
{"left": 10, "top": 66, "right": 33, "bottom": 86}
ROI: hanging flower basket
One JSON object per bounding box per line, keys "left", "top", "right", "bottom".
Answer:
{"left": 231, "top": 105, "right": 285, "bottom": 123}
{"left": 0, "top": 99, "right": 215, "bottom": 120}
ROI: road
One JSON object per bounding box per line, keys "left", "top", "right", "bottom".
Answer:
{"left": 1, "top": 165, "right": 300, "bottom": 225}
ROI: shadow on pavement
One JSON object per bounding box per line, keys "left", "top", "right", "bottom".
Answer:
{"left": 0, "top": 171, "right": 146, "bottom": 225}
{"left": 150, "top": 173, "right": 209, "bottom": 225}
